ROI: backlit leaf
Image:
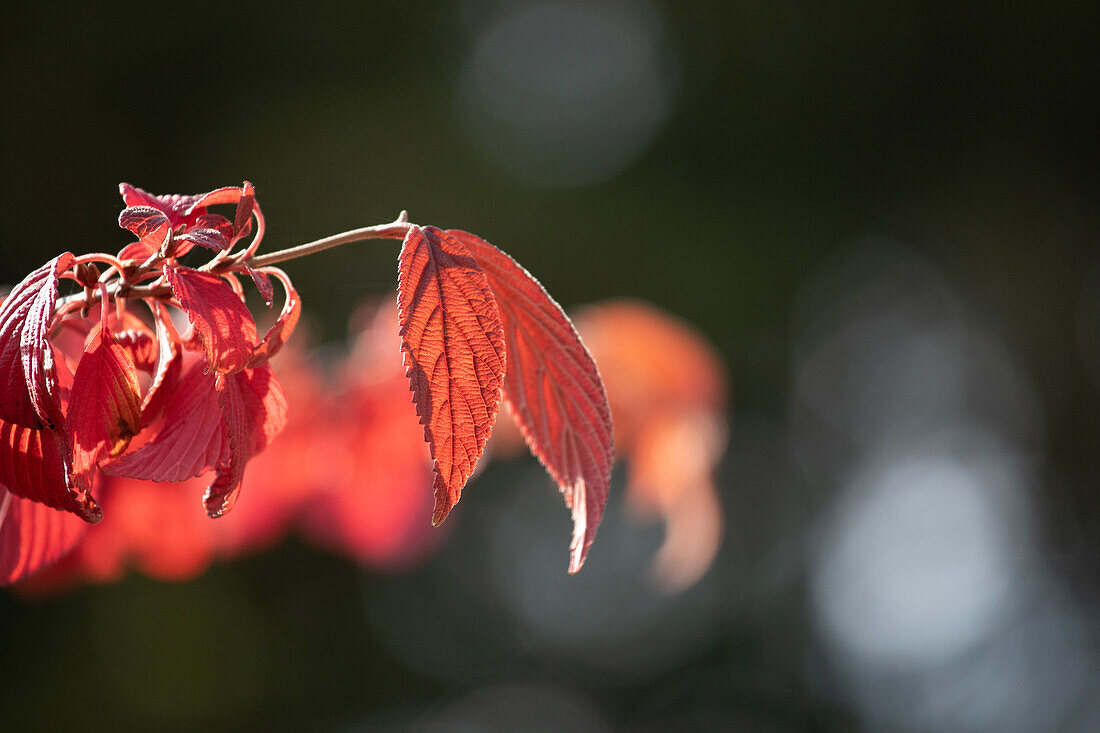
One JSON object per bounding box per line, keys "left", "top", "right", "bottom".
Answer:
{"left": 0, "top": 489, "right": 88, "bottom": 585}
{"left": 0, "top": 253, "right": 74, "bottom": 429}
{"left": 164, "top": 265, "right": 258, "bottom": 374}
{"left": 176, "top": 228, "right": 230, "bottom": 252}
{"left": 204, "top": 364, "right": 288, "bottom": 518}
{"left": 396, "top": 225, "right": 506, "bottom": 525}
{"left": 118, "top": 205, "right": 170, "bottom": 244}
{"left": 192, "top": 214, "right": 234, "bottom": 241}
{"left": 103, "top": 362, "right": 226, "bottom": 482}
{"left": 67, "top": 325, "right": 143, "bottom": 488}
{"left": 119, "top": 183, "right": 246, "bottom": 231}
{"left": 139, "top": 309, "right": 181, "bottom": 425}
{"left": 449, "top": 230, "right": 613, "bottom": 572}
{"left": 232, "top": 181, "right": 255, "bottom": 243}
{"left": 113, "top": 328, "right": 158, "bottom": 372}
{"left": 246, "top": 266, "right": 274, "bottom": 307}
{"left": 0, "top": 419, "right": 101, "bottom": 522}
{"left": 574, "top": 299, "right": 729, "bottom": 590}
{"left": 247, "top": 269, "right": 300, "bottom": 368}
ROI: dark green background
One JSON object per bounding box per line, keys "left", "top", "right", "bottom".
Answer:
{"left": 2, "top": 2, "right": 1099, "bottom": 730}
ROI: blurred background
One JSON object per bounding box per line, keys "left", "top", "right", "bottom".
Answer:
{"left": 2, "top": 1, "right": 1100, "bottom": 730}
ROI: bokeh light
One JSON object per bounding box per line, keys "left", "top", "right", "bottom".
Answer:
{"left": 4, "top": 2, "right": 1100, "bottom": 731}
{"left": 457, "top": 0, "right": 677, "bottom": 187}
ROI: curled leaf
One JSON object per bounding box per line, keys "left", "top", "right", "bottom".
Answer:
{"left": 67, "top": 325, "right": 143, "bottom": 488}
{"left": 0, "top": 253, "right": 74, "bottom": 429}
{"left": 247, "top": 269, "right": 300, "bottom": 368}
{"left": 449, "top": 230, "right": 613, "bottom": 572}
{"left": 113, "top": 329, "right": 158, "bottom": 372}
{"left": 203, "top": 364, "right": 287, "bottom": 518}
{"left": 232, "top": 181, "right": 255, "bottom": 244}
{"left": 246, "top": 266, "right": 274, "bottom": 307}
{"left": 396, "top": 225, "right": 506, "bottom": 525}
{"left": 103, "top": 362, "right": 226, "bottom": 482}
{"left": 139, "top": 309, "right": 182, "bottom": 425}
{"left": 192, "top": 214, "right": 235, "bottom": 241}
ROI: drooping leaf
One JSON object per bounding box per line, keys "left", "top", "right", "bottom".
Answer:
{"left": 0, "top": 489, "right": 88, "bottom": 585}
{"left": 0, "top": 419, "right": 101, "bottom": 522}
{"left": 449, "top": 230, "right": 614, "bottom": 572}
{"left": 573, "top": 299, "right": 729, "bottom": 590}
{"left": 139, "top": 310, "right": 181, "bottom": 425}
{"left": 204, "top": 364, "right": 288, "bottom": 518}
{"left": 232, "top": 182, "right": 255, "bottom": 244}
{"left": 103, "top": 362, "right": 226, "bottom": 482}
{"left": 246, "top": 266, "right": 274, "bottom": 307}
{"left": 247, "top": 270, "right": 300, "bottom": 368}
{"left": 396, "top": 225, "right": 506, "bottom": 525}
{"left": 163, "top": 265, "right": 258, "bottom": 374}
{"left": 0, "top": 253, "right": 74, "bottom": 429}
{"left": 67, "top": 325, "right": 143, "bottom": 488}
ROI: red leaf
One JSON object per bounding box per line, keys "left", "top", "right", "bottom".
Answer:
{"left": 113, "top": 328, "right": 157, "bottom": 372}
{"left": 449, "top": 230, "right": 613, "bottom": 572}
{"left": 572, "top": 300, "right": 729, "bottom": 589}
{"left": 139, "top": 311, "right": 181, "bottom": 425}
{"left": 0, "top": 419, "right": 101, "bottom": 522}
{"left": 117, "top": 241, "right": 156, "bottom": 262}
{"left": 247, "top": 270, "right": 300, "bottom": 368}
{"left": 232, "top": 182, "right": 255, "bottom": 243}
{"left": 119, "top": 183, "right": 244, "bottom": 230}
{"left": 192, "top": 214, "right": 234, "bottom": 241}
{"left": 102, "top": 360, "right": 287, "bottom": 520}
{"left": 396, "top": 225, "right": 506, "bottom": 525}
{"left": 0, "top": 489, "right": 88, "bottom": 585}
{"left": 103, "top": 362, "right": 226, "bottom": 482}
{"left": 164, "top": 265, "right": 258, "bottom": 374}
{"left": 0, "top": 253, "right": 74, "bottom": 429}
{"left": 66, "top": 326, "right": 143, "bottom": 488}
{"left": 176, "top": 228, "right": 230, "bottom": 252}
{"left": 118, "top": 205, "right": 170, "bottom": 244}
{"left": 246, "top": 266, "right": 274, "bottom": 307}
{"left": 204, "top": 364, "right": 288, "bottom": 517}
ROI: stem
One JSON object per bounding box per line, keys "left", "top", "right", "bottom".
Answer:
{"left": 54, "top": 212, "right": 413, "bottom": 312}
{"left": 243, "top": 212, "right": 411, "bottom": 269}
{"left": 73, "top": 252, "right": 127, "bottom": 271}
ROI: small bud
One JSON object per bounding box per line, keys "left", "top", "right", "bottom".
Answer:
{"left": 75, "top": 262, "right": 101, "bottom": 288}
{"left": 158, "top": 228, "right": 177, "bottom": 259}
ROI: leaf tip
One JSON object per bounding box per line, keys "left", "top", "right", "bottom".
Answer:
{"left": 566, "top": 479, "right": 592, "bottom": 574}
{"left": 77, "top": 496, "right": 103, "bottom": 525}
{"left": 431, "top": 492, "right": 454, "bottom": 527}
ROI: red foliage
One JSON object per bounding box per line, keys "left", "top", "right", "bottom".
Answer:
{"left": 397, "top": 225, "right": 506, "bottom": 526}
{"left": 0, "top": 181, "right": 622, "bottom": 587}
{"left": 0, "top": 489, "right": 87, "bottom": 585}
{"left": 449, "top": 230, "right": 613, "bottom": 572}
{"left": 0, "top": 254, "right": 74, "bottom": 430}
{"left": 164, "top": 266, "right": 259, "bottom": 375}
